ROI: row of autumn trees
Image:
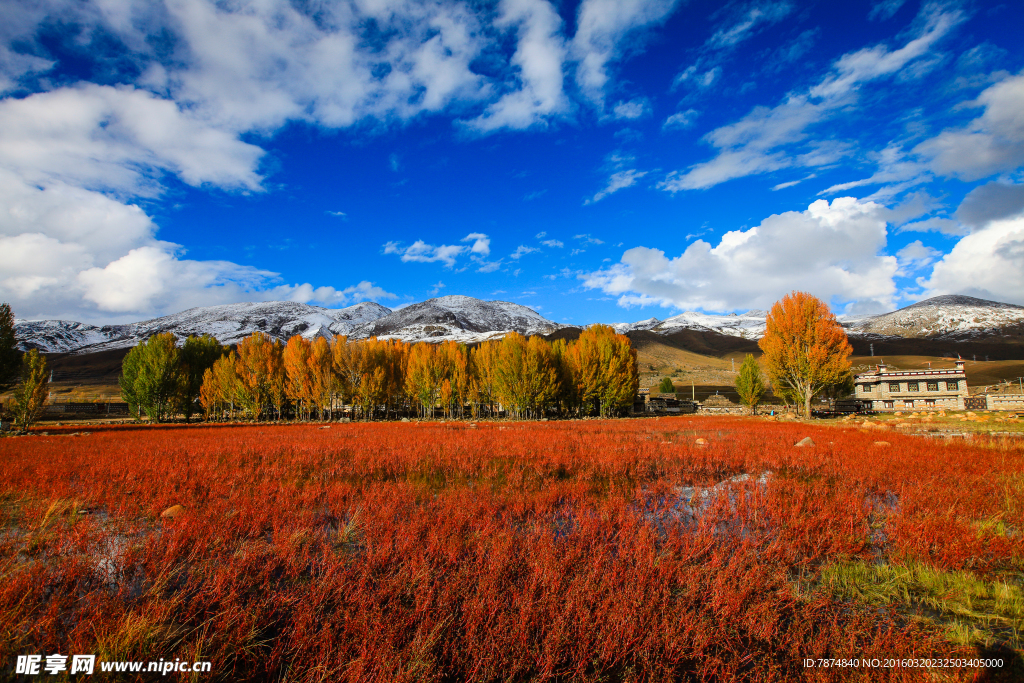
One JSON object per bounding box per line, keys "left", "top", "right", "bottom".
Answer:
{"left": 121, "top": 325, "right": 639, "bottom": 422}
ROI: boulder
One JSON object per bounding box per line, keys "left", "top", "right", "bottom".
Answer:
{"left": 695, "top": 438, "right": 707, "bottom": 446}
{"left": 874, "top": 441, "right": 890, "bottom": 447}
{"left": 795, "top": 437, "right": 815, "bottom": 447}
{"left": 161, "top": 505, "right": 186, "bottom": 519}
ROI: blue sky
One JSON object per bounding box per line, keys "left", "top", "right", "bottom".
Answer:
{"left": 1, "top": 0, "right": 1022, "bottom": 325}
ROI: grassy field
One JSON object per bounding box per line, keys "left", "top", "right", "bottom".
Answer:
{"left": 2, "top": 417, "right": 1022, "bottom": 681}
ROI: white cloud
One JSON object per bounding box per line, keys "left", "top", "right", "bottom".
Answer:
{"left": 923, "top": 214, "right": 1024, "bottom": 306}
{"left": 574, "top": 234, "right": 605, "bottom": 245}
{"left": 585, "top": 169, "right": 647, "bottom": 204}
{"left": 510, "top": 245, "right": 539, "bottom": 260}
{"left": 707, "top": 2, "right": 794, "bottom": 49}
{"left": 869, "top": 0, "right": 907, "bottom": 22}
{"left": 0, "top": 183, "right": 394, "bottom": 320}
{"left": 383, "top": 240, "right": 466, "bottom": 268}
{"left": 581, "top": 197, "right": 898, "bottom": 311}
{"left": 660, "top": 5, "right": 962, "bottom": 192}
{"left": 571, "top": 0, "right": 681, "bottom": 106}
{"left": 771, "top": 179, "right": 802, "bottom": 191}
{"left": 462, "top": 232, "right": 491, "bottom": 256}
{"left": 896, "top": 240, "right": 941, "bottom": 272}
{"left": 464, "top": 0, "right": 568, "bottom": 131}
{"left": 914, "top": 72, "right": 1024, "bottom": 181}
{"left": 541, "top": 239, "right": 564, "bottom": 248}
{"left": 896, "top": 217, "right": 965, "bottom": 236}
{"left": 809, "top": 6, "right": 962, "bottom": 100}
{"left": 662, "top": 109, "right": 699, "bottom": 130}
{"left": 819, "top": 143, "right": 930, "bottom": 195}
{"left": 672, "top": 65, "right": 720, "bottom": 89}
{"left": 0, "top": 84, "right": 264, "bottom": 194}
{"left": 476, "top": 260, "right": 503, "bottom": 273}
{"left": 535, "top": 231, "right": 547, "bottom": 238}
{"left": 383, "top": 232, "right": 492, "bottom": 268}
{"left": 612, "top": 98, "right": 649, "bottom": 120}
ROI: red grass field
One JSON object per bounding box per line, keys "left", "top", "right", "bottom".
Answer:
{"left": 2, "top": 418, "right": 1022, "bottom": 681}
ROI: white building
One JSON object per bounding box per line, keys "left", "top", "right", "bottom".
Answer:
{"left": 853, "top": 361, "right": 968, "bottom": 412}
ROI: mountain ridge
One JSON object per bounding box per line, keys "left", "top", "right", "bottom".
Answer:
{"left": 14, "top": 296, "right": 566, "bottom": 353}
{"left": 14, "top": 294, "right": 1024, "bottom": 355}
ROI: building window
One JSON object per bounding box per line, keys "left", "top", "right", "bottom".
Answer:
{"left": 883, "top": 401, "right": 894, "bottom": 409}
{"left": 925, "top": 399, "right": 935, "bottom": 407}
{"left": 907, "top": 381, "right": 919, "bottom": 392}
{"left": 889, "top": 382, "right": 901, "bottom": 392}
{"left": 903, "top": 400, "right": 914, "bottom": 408}
{"left": 927, "top": 381, "right": 939, "bottom": 391}
{"left": 947, "top": 380, "right": 960, "bottom": 390}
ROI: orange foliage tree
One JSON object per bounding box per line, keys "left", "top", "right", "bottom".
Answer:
{"left": 568, "top": 324, "right": 639, "bottom": 417}
{"left": 758, "top": 291, "right": 853, "bottom": 418}
{"left": 201, "top": 326, "right": 640, "bottom": 421}
{"left": 283, "top": 336, "right": 314, "bottom": 420}
{"left": 235, "top": 332, "right": 284, "bottom": 420}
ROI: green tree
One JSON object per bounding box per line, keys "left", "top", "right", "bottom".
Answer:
{"left": 658, "top": 376, "right": 675, "bottom": 394}
{"left": 0, "top": 303, "right": 21, "bottom": 391}
{"left": 11, "top": 349, "right": 49, "bottom": 429}
{"left": 119, "top": 345, "right": 144, "bottom": 419}
{"left": 119, "top": 333, "right": 183, "bottom": 422}
{"left": 734, "top": 354, "right": 765, "bottom": 415}
{"left": 178, "top": 335, "right": 224, "bottom": 423}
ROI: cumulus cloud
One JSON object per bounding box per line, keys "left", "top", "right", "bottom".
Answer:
{"left": 0, "top": 84, "right": 264, "bottom": 194}
{"left": 383, "top": 232, "right": 492, "bottom": 268}
{"left": 0, "top": 174, "right": 394, "bottom": 321}
{"left": 660, "top": 4, "right": 962, "bottom": 192}
{"left": 914, "top": 73, "right": 1024, "bottom": 181}
{"left": 922, "top": 214, "right": 1024, "bottom": 305}
{"left": 462, "top": 232, "right": 491, "bottom": 256}
{"left": 581, "top": 197, "right": 898, "bottom": 311}
{"left": 954, "top": 181, "right": 1024, "bottom": 230}
{"left": 541, "top": 239, "right": 564, "bottom": 247}
{"left": 896, "top": 239, "right": 941, "bottom": 271}
{"left": 612, "top": 98, "right": 649, "bottom": 120}
{"left": 383, "top": 240, "right": 466, "bottom": 268}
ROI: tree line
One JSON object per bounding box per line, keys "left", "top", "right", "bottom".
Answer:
{"left": 120, "top": 325, "right": 639, "bottom": 422}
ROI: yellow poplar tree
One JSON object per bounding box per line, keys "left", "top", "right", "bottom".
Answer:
{"left": 758, "top": 291, "right": 853, "bottom": 418}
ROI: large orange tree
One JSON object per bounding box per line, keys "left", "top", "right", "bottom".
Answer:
{"left": 758, "top": 291, "right": 852, "bottom": 418}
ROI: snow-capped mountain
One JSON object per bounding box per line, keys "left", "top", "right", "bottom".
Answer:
{"left": 611, "top": 310, "right": 768, "bottom": 339}
{"left": 350, "top": 295, "right": 564, "bottom": 343}
{"left": 844, "top": 295, "right": 1024, "bottom": 339}
{"left": 14, "top": 296, "right": 567, "bottom": 353}
{"left": 15, "top": 301, "right": 392, "bottom": 353}
{"left": 15, "top": 293, "right": 1024, "bottom": 355}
